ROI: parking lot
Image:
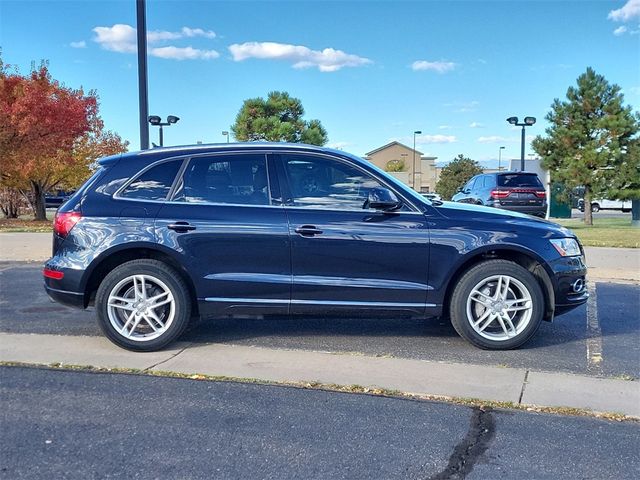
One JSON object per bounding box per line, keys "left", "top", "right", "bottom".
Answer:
{"left": 1, "top": 260, "right": 638, "bottom": 380}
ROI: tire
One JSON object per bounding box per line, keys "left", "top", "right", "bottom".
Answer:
{"left": 591, "top": 203, "right": 600, "bottom": 213}
{"left": 449, "top": 260, "right": 544, "bottom": 350}
{"left": 95, "top": 259, "right": 192, "bottom": 351}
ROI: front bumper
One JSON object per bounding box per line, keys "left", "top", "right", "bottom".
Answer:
{"left": 548, "top": 254, "right": 589, "bottom": 316}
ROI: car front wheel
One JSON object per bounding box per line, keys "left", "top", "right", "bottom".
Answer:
{"left": 449, "top": 260, "right": 544, "bottom": 349}
{"left": 95, "top": 259, "right": 192, "bottom": 351}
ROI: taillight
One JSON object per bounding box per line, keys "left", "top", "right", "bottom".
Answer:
{"left": 490, "top": 189, "right": 511, "bottom": 199}
{"left": 534, "top": 191, "right": 546, "bottom": 198}
{"left": 43, "top": 268, "right": 64, "bottom": 280}
{"left": 53, "top": 211, "right": 82, "bottom": 237}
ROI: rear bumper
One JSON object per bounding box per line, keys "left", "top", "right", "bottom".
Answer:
{"left": 492, "top": 204, "right": 547, "bottom": 217}
{"left": 44, "top": 284, "right": 85, "bottom": 309}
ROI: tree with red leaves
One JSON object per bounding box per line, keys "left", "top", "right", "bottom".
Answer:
{"left": 0, "top": 59, "right": 128, "bottom": 220}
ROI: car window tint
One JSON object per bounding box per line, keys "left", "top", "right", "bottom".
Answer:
{"left": 483, "top": 176, "right": 493, "bottom": 187}
{"left": 498, "top": 174, "right": 543, "bottom": 187}
{"left": 120, "top": 160, "right": 181, "bottom": 201}
{"left": 282, "top": 154, "right": 384, "bottom": 210}
{"left": 173, "top": 154, "right": 269, "bottom": 205}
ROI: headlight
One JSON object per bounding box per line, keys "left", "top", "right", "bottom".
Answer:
{"left": 550, "top": 238, "right": 581, "bottom": 257}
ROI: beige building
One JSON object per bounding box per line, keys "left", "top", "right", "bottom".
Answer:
{"left": 364, "top": 141, "right": 440, "bottom": 193}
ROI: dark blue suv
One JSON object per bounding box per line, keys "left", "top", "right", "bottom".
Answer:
{"left": 44, "top": 143, "right": 587, "bottom": 351}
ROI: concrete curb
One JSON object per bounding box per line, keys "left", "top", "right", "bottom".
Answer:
{"left": 2, "top": 332, "right": 638, "bottom": 417}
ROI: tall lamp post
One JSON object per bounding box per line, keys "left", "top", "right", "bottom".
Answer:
{"left": 498, "top": 146, "right": 505, "bottom": 171}
{"left": 413, "top": 130, "right": 422, "bottom": 191}
{"left": 136, "top": 0, "right": 149, "bottom": 150}
{"left": 222, "top": 131, "right": 230, "bottom": 143}
{"left": 506, "top": 116, "right": 536, "bottom": 171}
{"left": 148, "top": 115, "right": 180, "bottom": 147}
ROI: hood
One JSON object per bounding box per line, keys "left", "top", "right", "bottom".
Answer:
{"left": 434, "top": 201, "right": 575, "bottom": 237}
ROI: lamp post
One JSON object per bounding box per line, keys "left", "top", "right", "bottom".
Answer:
{"left": 148, "top": 115, "right": 180, "bottom": 147}
{"left": 506, "top": 116, "right": 536, "bottom": 171}
{"left": 136, "top": 0, "right": 149, "bottom": 150}
{"left": 222, "top": 131, "right": 230, "bottom": 143}
{"left": 498, "top": 146, "right": 505, "bottom": 171}
{"left": 413, "top": 130, "right": 422, "bottom": 191}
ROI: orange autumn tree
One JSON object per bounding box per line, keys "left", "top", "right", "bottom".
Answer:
{"left": 0, "top": 60, "right": 127, "bottom": 220}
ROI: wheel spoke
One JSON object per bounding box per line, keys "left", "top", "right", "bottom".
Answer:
{"left": 147, "top": 310, "right": 165, "bottom": 329}
{"left": 494, "top": 276, "right": 502, "bottom": 300}
{"left": 127, "top": 315, "right": 143, "bottom": 337}
{"left": 472, "top": 308, "right": 492, "bottom": 327}
{"left": 503, "top": 314, "right": 517, "bottom": 335}
{"left": 478, "top": 313, "right": 496, "bottom": 332}
{"left": 108, "top": 300, "right": 135, "bottom": 312}
{"left": 495, "top": 314, "right": 512, "bottom": 337}
{"left": 143, "top": 315, "right": 159, "bottom": 332}
{"left": 120, "top": 311, "right": 136, "bottom": 334}
{"left": 500, "top": 276, "right": 511, "bottom": 300}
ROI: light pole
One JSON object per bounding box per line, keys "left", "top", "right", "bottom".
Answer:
{"left": 506, "top": 116, "right": 536, "bottom": 171}
{"left": 148, "top": 115, "right": 180, "bottom": 147}
{"left": 413, "top": 130, "right": 422, "bottom": 191}
{"left": 136, "top": 0, "right": 149, "bottom": 150}
{"left": 498, "top": 146, "right": 505, "bottom": 171}
{"left": 222, "top": 131, "right": 230, "bottom": 143}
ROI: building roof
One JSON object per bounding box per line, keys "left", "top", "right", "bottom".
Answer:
{"left": 365, "top": 141, "right": 424, "bottom": 157}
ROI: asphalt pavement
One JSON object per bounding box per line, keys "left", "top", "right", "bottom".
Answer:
{"left": 2, "top": 366, "right": 638, "bottom": 480}
{"left": 1, "top": 261, "right": 638, "bottom": 379}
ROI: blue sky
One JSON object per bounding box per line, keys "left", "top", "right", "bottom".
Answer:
{"left": 2, "top": 0, "right": 639, "bottom": 167}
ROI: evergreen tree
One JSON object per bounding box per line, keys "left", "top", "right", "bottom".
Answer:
{"left": 532, "top": 68, "right": 640, "bottom": 226}
{"left": 436, "top": 154, "right": 483, "bottom": 200}
{"left": 231, "top": 91, "right": 328, "bottom": 146}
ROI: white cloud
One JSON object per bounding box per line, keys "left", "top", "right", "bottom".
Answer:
{"left": 477, "top": 135, "right": 511, "bottom": 144}
{"left": 92, "top": 24, "right": 218, "bottom": 57}
{"left": 614, "top": 25, "right": 629, "bottom": 35}
{"left": 181, "top": 27, "right": 216, "bottom": 39}
{"left": 608, "top": 0, "right": 640, "bottom": 22}
{"left": 469, "top": 122, "right": 484, "bottom": 128}
{"left": 416, "top": 134, "right": 457, "bottom": 144}
{"left": 93, "top": 24, "right": 137, "bottom": 53}
{"left": 228, "top": 41, "right": 371, "bottom": 72}
{"left": 150, "top": 46, "right": 219, "bottom": 60}
{"left": 411, "top": 60, "right": 457, "bottom": 73}
{"left": 70, "top": 40, "right": 86, "bottom": 48}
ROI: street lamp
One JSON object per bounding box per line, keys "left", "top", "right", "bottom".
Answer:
{"left": 506, "top": 116, "right": 536, "bottom": 171}
{"left": 413, "top": 130, "right": 422, "bottom": 191}
{"left": 148, "top": 115, "right": 180, "bottom": 147}
{"left": 222, "top": 131, "right": 230, "bottom": 143}
{"left": 498, "top": 146, "right": 505, "bottom": 171}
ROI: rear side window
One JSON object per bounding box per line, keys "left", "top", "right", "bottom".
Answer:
{"left": 483, "top": 176, "right": 495, "bottom": 187}
{"left": 172, "top": 154, "right": 269, "bottom": 205}
{"left": 120, "top": 160, "right": 182, "bottom": 201}
{"left": 498, "top": 174, "right": 543, "bottom": 187}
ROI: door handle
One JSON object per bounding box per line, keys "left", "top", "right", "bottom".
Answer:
{"left": 294, "top": 225, "right": 323, "bottom": 236}
{"left": 167, "top": 221, "right": 196, "bottom": 232}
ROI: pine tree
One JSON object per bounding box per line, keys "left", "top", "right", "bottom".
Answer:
{"left": 532, "top": 68, "right": 640, "bottom": 226}
{"left": 436, "top": 154, "right": 483, "bottom": 200}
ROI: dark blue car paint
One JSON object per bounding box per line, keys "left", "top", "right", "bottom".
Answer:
{"left": 44, "top": 143, "right": 588, "bottom": 322}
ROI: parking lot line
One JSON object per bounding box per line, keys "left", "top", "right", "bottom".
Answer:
{"left": 586, "top": 283, "right": 603, "bottom": 375}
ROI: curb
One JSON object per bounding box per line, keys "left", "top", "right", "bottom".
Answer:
{"left": 2, "top": 332, "right": 638, "bottom": 419}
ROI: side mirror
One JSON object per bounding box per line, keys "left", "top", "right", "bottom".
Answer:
{"left": 366, "top": 187, "right": 401, "bottom": 211}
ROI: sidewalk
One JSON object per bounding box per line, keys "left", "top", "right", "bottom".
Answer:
{"left": 1, "top": 332, "right": 638, "bottom": 417}
{"left": 1, "top": 233, "right": 638, "bottom": 282}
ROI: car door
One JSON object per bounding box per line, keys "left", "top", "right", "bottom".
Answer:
{"left": 155, "top": 152, "right": 291, "bottom": 317}
{"left": 274, "top": 152, "right": 430, "bottom": 316}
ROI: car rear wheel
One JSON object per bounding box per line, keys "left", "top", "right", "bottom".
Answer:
{"left": 591, "top": 203, "right": 600, "bottom": 213}
{"left": 95, "top": 259, "right": 191, "bottom": 351}
{"left": 449, "top": 260, "right": 544, "bottom": 349}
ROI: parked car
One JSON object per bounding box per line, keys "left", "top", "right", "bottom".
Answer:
{"left": 44, "top": 190, "right": 74, "bottom": 209}
{"left": 577, "top": 198, "right": 631, "bottom": 213}
{"left": 451, "top": 172, "right": 547, "bottom": 218}
{"left": 44, "top": 144, "right": 587, "bottom": 352}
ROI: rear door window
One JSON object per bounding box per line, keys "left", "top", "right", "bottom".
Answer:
{"left": 172, "top": 154, "right": 270, "bottom": 205}
{"left": 498, "top": 174, "right": 543, "bottom": 187}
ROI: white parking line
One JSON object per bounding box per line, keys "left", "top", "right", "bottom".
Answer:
{"left": 586, "top": 282, "right": 603, "bottom": 374}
